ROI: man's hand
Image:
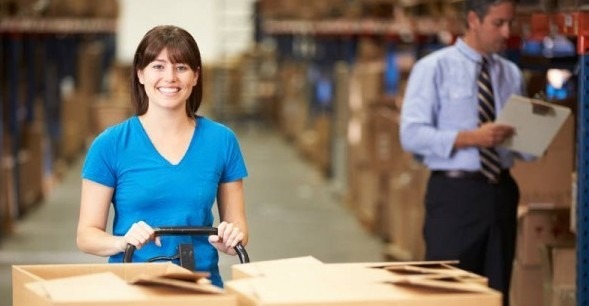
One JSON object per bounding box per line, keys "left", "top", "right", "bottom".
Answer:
{"left": 475, "top": 122, "right": 515, "bottom": 147}
{"left": 455, "top": 123, "right": 515, "bottom": 149}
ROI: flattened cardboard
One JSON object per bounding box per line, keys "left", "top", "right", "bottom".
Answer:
{"left": 388, "top": 275, "right": 494, "bottom": 294}
{"left": 324, "top": 261, "right": 488, "bottom": 286}
{"left": 130, "top": 271, "right": 224, "bottom": 294}
{"left": 26, "top": 272, "right": 144, "bottom": 302}
{"left": 382, "top": 263, "right": 489, "bottom": 287}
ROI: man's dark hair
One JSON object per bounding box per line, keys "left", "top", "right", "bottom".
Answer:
{"left": 464, "top": 0, "right": 518, "bottom": 24}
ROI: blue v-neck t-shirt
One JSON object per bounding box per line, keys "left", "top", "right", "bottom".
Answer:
{"left": 81, "top": 116, "right": 248, "bottom": 286}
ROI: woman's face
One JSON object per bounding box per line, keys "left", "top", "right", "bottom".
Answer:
{"left": 137, "top": 48, "right": 199, "bottom": 113}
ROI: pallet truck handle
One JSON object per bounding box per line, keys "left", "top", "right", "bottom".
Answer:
{"left": 122, "top": 226, "right": 250, "bottom": 264}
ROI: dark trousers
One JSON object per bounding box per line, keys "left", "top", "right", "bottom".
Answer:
{"left": 424, "top": 170, "right": 519, "bottom": 306}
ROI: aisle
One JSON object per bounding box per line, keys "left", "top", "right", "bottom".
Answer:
{"left": 219, "top": 124, "right": 385, "bottom": 272}
{"left": 0, "top": 123, "right": 384, "bottom": 306}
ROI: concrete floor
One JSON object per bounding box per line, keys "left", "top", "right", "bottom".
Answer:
{"left": 0, "top": 123, "right": 384, "bottom": 306}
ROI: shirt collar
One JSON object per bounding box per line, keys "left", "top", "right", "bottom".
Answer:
{"left": 455, "top": 38, "right": 495, "bottom": 65}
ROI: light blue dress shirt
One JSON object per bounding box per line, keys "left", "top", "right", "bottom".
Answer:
{"left": 400, "top": 38, "right": 526, "bottom": 171}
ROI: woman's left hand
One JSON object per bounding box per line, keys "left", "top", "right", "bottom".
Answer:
{"left": 208, "top": 221, "right": 244, "bottom": 255}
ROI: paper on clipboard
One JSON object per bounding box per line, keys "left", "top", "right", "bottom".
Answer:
{"left": 495, "top": 94, "right": 571, "bottom": 156}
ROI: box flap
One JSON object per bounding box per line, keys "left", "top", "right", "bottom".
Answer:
{"left": 130, "top": 272, "right": 224, "bottom": 294}
{"left": 25, "top": 272, "right": 146, "bottom": 302}
{"left": 383, "top": 263, "right": 480, "bottom": 279}
{"left": 327, "top": 260, "right": 459, "bottom": 269}
{"left": 388, "top": 275, "right": 494, "bottom": 294}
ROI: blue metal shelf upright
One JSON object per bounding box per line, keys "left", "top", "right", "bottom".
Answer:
{"left": 578, "top": 38, "right": 589, "bottom": 306}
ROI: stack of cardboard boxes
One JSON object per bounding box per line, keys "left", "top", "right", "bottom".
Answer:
{"left": 13, "top": 257, "right": 507, "bottom": 306}
{"left": 509, "top": 100, "right": 577, "bottom": 306}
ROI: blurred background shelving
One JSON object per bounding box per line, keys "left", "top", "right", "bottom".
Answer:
{"left": 1, "top": 0, "right": 587, "bottom": 305}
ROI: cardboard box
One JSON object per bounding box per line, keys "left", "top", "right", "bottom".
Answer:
{"left": 13, "top": 262, "right": 237, "bottom": 306}
{"left": 384, "top": 163, "right": 427, "bottom": 260}
{"left": 550, "top": 285, "right": 576, "bottom": 306}
{"left": 232, "top": 256, "right": 323, "bottom": 280}
{"left": 547, "top": 245, "right": 576, "bottom": 287}
{"left": 515, "top": 206, "right": 576, "bottom": 266}
{"left": 226, "top": 257, "right": 501, "bottom": 306}
{"left": 540, "top": 245, "right": 576, "bottom": 306}
{"left": 510, "top": 260, "right": 544, "bottom": 306}
{"left": 511, "top": 116, "right": 574, "bottom": 208}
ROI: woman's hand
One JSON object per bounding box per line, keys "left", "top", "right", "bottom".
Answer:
{"left": 116, "top": 221, "right": 161, "bottom": 252}
{"left": 208, "top": 221, "right": 244, "bottom": 256}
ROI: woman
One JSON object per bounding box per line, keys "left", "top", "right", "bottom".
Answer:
{"left": 76, "top": 25, "right": 248, "bottom": 287}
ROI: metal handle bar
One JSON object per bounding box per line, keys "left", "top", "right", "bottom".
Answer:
{"left": 122, "top": 226, "right": 250, "bottom": 264}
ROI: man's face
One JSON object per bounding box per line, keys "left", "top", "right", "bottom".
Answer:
{"left": 469, "top": 1, "right": 516, "bottom": 55}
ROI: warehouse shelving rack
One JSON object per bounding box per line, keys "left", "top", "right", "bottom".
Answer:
{"left": 0, "top": 17, "right": 116, "bottom": 225}
{"left": 262, "top": 7, "right": 589, "bottom": 304}
{"left": 524, "top": 9, "right": 589, "bottom": 305}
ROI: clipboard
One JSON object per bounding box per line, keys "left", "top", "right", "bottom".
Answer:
{"left": 495, "top": 94, "right": 571, "bottom": 156}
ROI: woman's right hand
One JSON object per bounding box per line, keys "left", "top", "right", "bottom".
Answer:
{"left": 116, "top": 221, "right": 161, "bottom": 252}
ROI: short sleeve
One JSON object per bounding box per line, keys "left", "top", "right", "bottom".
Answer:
{"left": 220, "top": 129, "right": 248, "bottom": 183}
{"left": 81, "top": 129, "right": 118, "bottom": 187}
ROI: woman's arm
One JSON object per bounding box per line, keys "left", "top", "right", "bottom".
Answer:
{"left": 209, "top": 180, "right": 248, "bottom": 254}
{"left": 76, "top": 179, "right": 122, "bottom": 256}
{"left": 77, "top": 179, "right": 158, "bottom": 256}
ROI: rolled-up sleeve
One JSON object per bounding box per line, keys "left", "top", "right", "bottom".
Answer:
{"left": 400, "top": 59, "right": 458, "bottom": 159}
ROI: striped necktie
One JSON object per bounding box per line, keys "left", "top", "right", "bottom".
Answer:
{"left": 478, "top": 58, "right": 501, "bottom": 183}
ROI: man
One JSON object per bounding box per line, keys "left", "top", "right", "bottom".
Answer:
{"left": 399, "top": 1, "right": 526, "bottom": 305}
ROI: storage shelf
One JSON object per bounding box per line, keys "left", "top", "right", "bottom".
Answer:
{"left": 262, "top": 18, "right": 461, "bottom": 37}
{"left": 0, "top": 18, "right": 116, "bottom": 34}
{"left": 261, "top": 10, "right": 588, "bottom": 305}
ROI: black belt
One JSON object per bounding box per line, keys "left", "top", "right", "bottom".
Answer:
{"left": 431, "top": 170, "right": 509, "bottom": 183}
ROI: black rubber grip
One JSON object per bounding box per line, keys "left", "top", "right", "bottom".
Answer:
{"left": 122, "top": 226, "right": 250, "bottom": 264}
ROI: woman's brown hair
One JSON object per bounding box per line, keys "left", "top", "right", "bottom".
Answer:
{"left": 131, "top": 25, "right": 203, "bottom": 118}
